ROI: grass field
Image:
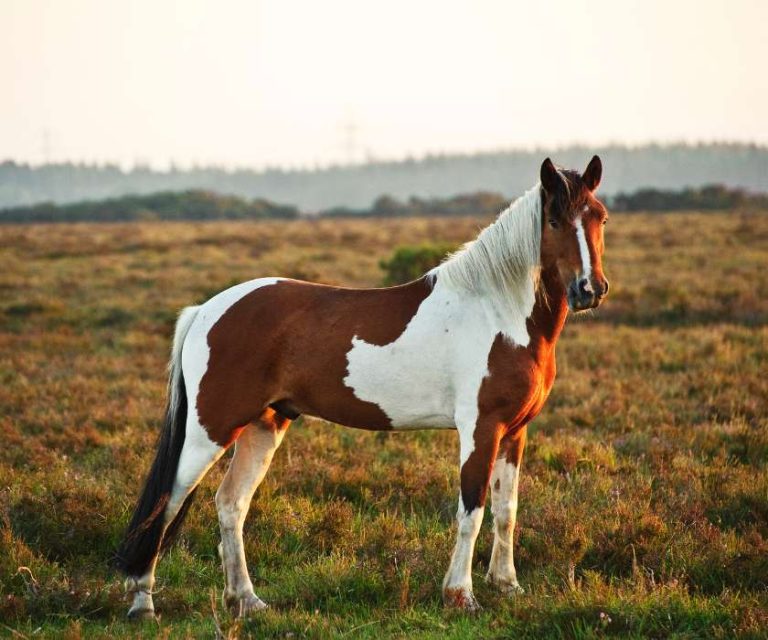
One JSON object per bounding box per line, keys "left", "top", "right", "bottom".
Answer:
{"left": 1, "top": 211, "right": 767, "bottom": 639}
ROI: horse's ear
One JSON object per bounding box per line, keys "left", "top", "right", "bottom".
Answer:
{"left": 540, "top": 157, "right": 565, "bottom": 195}
{"left": 583, "top": 155, "right": 602, "bottom": 192}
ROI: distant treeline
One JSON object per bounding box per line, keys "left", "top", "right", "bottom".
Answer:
{"left": 0, "top": 190, "right": 298, "bottom": 223}
{"left": 610, "top": 184, "right": 768, "bottom": 212}
{"left": 1, "top": 183, "right": 766, "bottom": 224}
{"left": 2, "top": 143, "right": 767, "bottom": 210}
{"left": 321, "top": 192, "right": 508, "bottom": 218}
{"left": 321, "top": 184, "right": 768, "bottom": 218}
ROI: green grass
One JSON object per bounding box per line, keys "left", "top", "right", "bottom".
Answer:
{"left": 1, "top": 211, "right": 767, "bottom": 638}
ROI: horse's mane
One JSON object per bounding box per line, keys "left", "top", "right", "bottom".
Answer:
{"left": 432, "top": 183, "right": 542, "bottom": 313}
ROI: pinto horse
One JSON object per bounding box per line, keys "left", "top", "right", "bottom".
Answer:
{"left": 116, "top": 156, "right": 609, "bottom": 617}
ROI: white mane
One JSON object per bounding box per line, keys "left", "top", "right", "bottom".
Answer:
{"left": 432, "top": 183, "right": 543, "bottom": 312}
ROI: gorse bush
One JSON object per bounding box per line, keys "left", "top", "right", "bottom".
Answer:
{"left": 379, "top": 242, "right": 458, "bottom": 285}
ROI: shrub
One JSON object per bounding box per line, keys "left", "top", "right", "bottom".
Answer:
{"left": 379, "top": 242, "right": 458, "bottom": 285}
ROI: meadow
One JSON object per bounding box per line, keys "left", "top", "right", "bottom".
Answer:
{"left": 1, "top": 210, "right": 767, "bottom": 638}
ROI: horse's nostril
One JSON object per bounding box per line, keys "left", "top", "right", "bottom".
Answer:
{"left": 578, "top": 278, "right": 592, "bottom": 297}
{"left": 602, "top": 279, "right": 609, "bottom": 296}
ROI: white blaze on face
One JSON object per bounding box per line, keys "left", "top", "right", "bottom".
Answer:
{"left": 574, "top": 215, "right": 592, "bottom": 280}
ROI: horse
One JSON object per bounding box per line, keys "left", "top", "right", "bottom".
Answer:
{"left": 115, "top": 156, "right": 610, "bottom": 618}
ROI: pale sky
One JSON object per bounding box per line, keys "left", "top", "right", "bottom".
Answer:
{"left": 2, "top": 0, "right": 766, "bottom": 168}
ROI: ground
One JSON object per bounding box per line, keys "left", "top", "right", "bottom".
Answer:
{"left": 1, "top": 211, "right": 767, "bottom": 639}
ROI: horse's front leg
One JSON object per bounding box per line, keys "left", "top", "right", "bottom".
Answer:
{"left": 442, "top": 412, "right": 502, "bottom": 612}
{"left": 486, "top": 425, "right": 526, "bottom": 594}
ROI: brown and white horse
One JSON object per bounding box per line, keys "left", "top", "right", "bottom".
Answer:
{"left": 116, "top": 156, "right": 609, "bottom": 617}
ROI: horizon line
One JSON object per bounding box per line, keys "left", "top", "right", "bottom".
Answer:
{"left": 3, "top": 138, "right": 766, "bottom": 174}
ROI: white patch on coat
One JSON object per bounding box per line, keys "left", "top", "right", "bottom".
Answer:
{"left": 344, "top": 276, "right": 536, "bottom": 464}
{"left": 574, "top": 217, "right": 592, "bottom": 279}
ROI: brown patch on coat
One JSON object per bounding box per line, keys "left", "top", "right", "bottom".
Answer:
{"left": 500, "top": 424, "right": 527, "bottom": 467}
{"left": 196, "top": 278, "right": 432, "bottom": 446}
{"left": 459, "top": 414, "right": 503, "bottom": 512}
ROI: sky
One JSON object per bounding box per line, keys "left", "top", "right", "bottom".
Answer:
{"left": 2, "top": 0, "right": 766, "bottom": 169}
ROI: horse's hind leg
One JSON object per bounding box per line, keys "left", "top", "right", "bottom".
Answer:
{"left": 216, "top": 408, "right": 290, "bottom": 616}
{"left": 126, "top": 414, "right": 225, "bottom": 619}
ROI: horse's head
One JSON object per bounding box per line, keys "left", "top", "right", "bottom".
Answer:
{"left": 539, "top": 155, "right": 609, "bottom": 312}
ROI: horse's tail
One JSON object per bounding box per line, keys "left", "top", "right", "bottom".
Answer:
{"left": 114, "top": 305, "right": 200, "bottom": 576}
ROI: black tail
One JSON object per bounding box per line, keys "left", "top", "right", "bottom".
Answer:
{"left": 114, "top": 371, "right": 196, "bottom": 576}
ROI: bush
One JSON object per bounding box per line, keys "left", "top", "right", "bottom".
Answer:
{"left": 379, "top": 242, "right": 458, "bottom": 285}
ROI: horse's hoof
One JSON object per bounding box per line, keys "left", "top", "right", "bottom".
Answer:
{"left": 225, "top": 593, "right": 268, "bottom": 618}
{"left": 127, "top": 607, "right": 156, "bottom": 621}
{"left": 443, "top": 587, "right": 481, "bottom": 613}
{"left": 486, "top": 574, "right": 525, "bottom": 595}
{"left": 499, "top": 581, "right": 525, "bottom": 595}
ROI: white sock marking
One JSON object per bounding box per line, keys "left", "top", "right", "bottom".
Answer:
{"left": 444, "top": 505, "right": 484, "bottom": 591}
{"left": 488, "top": 460, "right": 521, "bottom": 585}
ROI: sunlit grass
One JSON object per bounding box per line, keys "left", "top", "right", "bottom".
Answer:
{"left": 1, "top": 211, "right": 767, "bottom": 638}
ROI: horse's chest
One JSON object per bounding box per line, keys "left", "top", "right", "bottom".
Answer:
{"left": 478, "top": 338, "right": 557, "bottom": 430}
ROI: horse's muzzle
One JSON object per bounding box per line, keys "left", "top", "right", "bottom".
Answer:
{"left": 568, "top": 277, "right": 609, "bottom": 312}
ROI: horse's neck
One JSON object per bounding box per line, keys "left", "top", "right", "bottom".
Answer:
{"left": 527, "top": 265, "right": 569, "bottom": 359}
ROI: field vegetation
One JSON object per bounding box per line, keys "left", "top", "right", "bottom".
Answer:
{"left": 1, "top": 210, "right": 767, "bottom": 638}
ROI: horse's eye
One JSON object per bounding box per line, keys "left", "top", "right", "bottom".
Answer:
{"left": 602, "top": 219, "right": 608, "bottom": 226}
{"left": 548, "top": 219, "right": 559, "bottom": 229}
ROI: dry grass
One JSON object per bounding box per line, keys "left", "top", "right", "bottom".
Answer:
{"left": 1, "top": 211, "right": 767, "bottom": 638}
